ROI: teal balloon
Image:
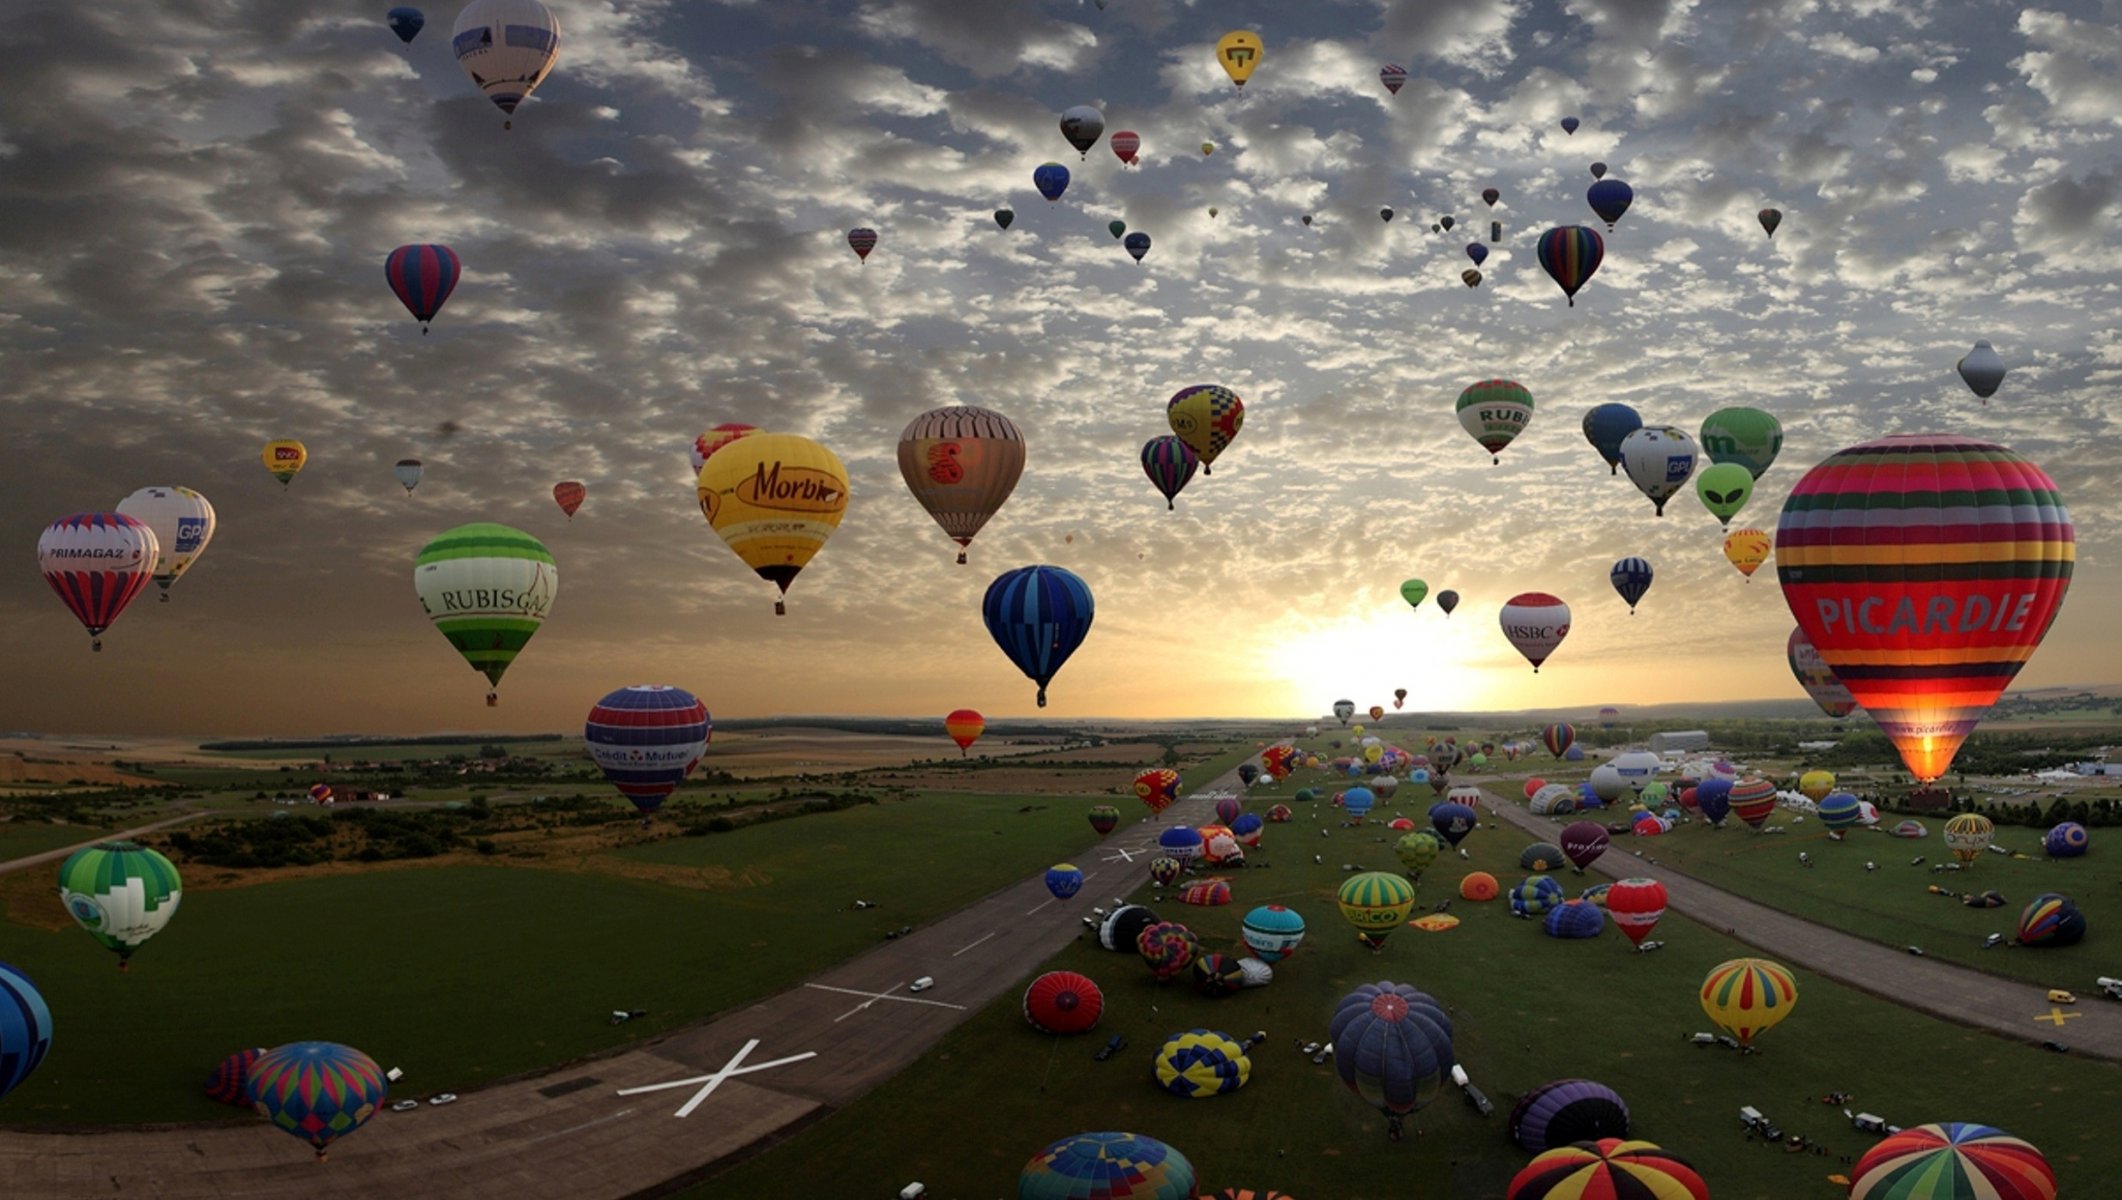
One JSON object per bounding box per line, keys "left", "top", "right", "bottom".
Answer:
{"left": 1694, "top": 462, "right": 1754, "bottom": 528}
{"left": 1698, "top": 407, "right": 1783, "bottom": 478}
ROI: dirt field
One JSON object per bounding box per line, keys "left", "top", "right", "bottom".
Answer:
{"left": 0, "top": 750, "right": 156, "bottom": 789}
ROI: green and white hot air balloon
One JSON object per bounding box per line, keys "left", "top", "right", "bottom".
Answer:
{"left": 413, "top": 523, "right": 558, "bottom": 706}
{"left": 58, "top": 841, "right": 182, "bottom": 970}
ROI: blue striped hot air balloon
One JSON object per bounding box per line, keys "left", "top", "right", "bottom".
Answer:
{"left": 984, "top": 565, "right": 1095, "bottom": 707}
{"left": 1609, "top": 557, "right": 1653, "bottom": 615}
{"left": 384, "top": 244, "right": 460, "bottom": 333}
{"left": 0, "top": 964, "right": 53, "bottom": 1102}
{"left": 584, "top": 685, "right": 711, "bottom": 815}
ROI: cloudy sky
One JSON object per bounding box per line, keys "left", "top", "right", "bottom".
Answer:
{"left": 3, "top": 0, "right": 2118, "bottom": 737}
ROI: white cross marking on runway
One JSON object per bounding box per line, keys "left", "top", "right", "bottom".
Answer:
{"left": 1101, "top": 846, "right": 1145, "bottom": 864}
{"left": 615, "top": 1039, "right": 819, "bottom": 1118}
{"left": 804, "top": 982, "right": 971, "bottom": 1023}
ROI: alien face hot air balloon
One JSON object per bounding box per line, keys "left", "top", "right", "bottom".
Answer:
{"left": 1608, "top": 557, "right": 1652, "bottom": 615}
{"left": 552, "top": 480, "right": 585, "bottom": 519}
{"left": 585, "top": 685, "right": 710, "bottom": 815}
{"left": 385, "top": 244, "right": 460, "bottom": 332}
{"left": 1215, "top": 30, "right": 1263, "bottom": 86}
{"left": 1699, "top": 957, "right": 1796, "bottom": 1047}
{"left": 262, "top": 439, "right": 308, "bottom": 487}
{"left": 58, "top": 841, "right": 181, "bottom": 967}
{"left": 1693, "top": 462, "right": 1754, "bottom": 529}
{"left": 1500, "top": 592, "right": 1570, "bottom": 673}
{"left": 1586, "top": 179, "right": 1633, "bottom": 230}
{"left": 1455, "top": 379, "right": 1533, "bottom": 465}
{"left": 115, "top": 487, "right": 216, "bottom": 601}
{"left": 698, "top": 434, "right": 848, "bottom": 614}
{"left": 898, "top": 406, "right": 1024, "bottom": 565}
{"left": 845, "top": 228, "right": 877, "bottom": 262}
{"left": 1619, "top": 426, "right": 1697, "bottom": 516}
{"left": 1033, "top": 162, "right": 1070, "bottom": 202}
{"left": 248, "top": 1041, "right": 387, "bottom": 1160}
{"left": 38, "top": 513, "right": 158, "bottom": 651}
{"left": 413, "top": 523, "right": 557, "bottom": 704}
{"left": 1778, "top": 435, "right": 2072, "bottom": 783}
{"left": 451, "top": 0, "right": 561, "bottom": 129}
{"left": 1723, "top": 528, "right": 1772, "bottom": 580}
{"left": 1140, "top": 436, "right": 1199, "bottom": 511}
{"left": 984, "top": 565, "right": 1094, "bottom": 708}
{"left": 1166, "top": 385, "right": 1245, "bottom": 475}
{"left": 1536, "top": 225, "right": 1604, "bottom": 306}
{"left": 1109, "top": 130, "right": 1140, "bottom": 165}
{"left": 1957, "top": 340, "right": 2007, "bottom": 403}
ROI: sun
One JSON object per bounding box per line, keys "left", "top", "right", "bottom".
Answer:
{"left": 1265, "top": 611, "right": 1518, "bottom": 719}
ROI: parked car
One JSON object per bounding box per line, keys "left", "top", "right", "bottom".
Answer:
{"left": 428, "top": 1093, "right": 458, "bottom": 1106}
{"left": 1094, "top": 1034, "right": 1127, "bottom": 1062}
{"left": 390, "top": 1100, "right": 420, "bottom": 1113}
{"left": 2047, "top": 990, "right": 2077, "bottom": 1004}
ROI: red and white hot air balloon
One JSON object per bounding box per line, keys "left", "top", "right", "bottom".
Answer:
{"left": 1500, "top": 592, "right": 1571, "bottom": 673}
{"left": 38, "top": 513, "right": 159, "bottom": 651}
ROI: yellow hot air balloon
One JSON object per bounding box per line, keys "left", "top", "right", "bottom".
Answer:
{"left": 1723, "top": 528, "right": 1771, "bottom": 580}
{"left": 1798, "top": 770, "right": 1835, "bottom": 802}
{"left": 1699, "top": 958, "right": 1796, "bottom": 1047}
{"left": 1215, "top": 30, "right": 1263, "bottom": 87}
{"left": 1943, "top": 813, "right": 1994, "bottom": 865}
{"left": 261, "top": 440, "right": 308, "bottom": 488}
{"left": 696, "top": 433, "right": 849, "bottom": 615}
{"left": 1200, "top": 141, "right": 1215, "bottom": 156}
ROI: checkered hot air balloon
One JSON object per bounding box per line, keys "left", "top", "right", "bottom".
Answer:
{"left": 1511, "top": 875, "right": 1564, "bottom": 917}
{"left": 1136, "top": 769, "right": 1182, "bottom": 815}
{"left": 1848, "top": 1123, "right": 2054, "bottom": 1200}
{"left": 1166, "top": 385, "right": 1245, "bottom": 475}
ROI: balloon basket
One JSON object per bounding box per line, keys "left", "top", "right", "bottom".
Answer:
{"left": 774, "top": 600, "right": 786, "bottom": 616}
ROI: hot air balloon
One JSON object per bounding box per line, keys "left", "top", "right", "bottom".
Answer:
{"left": 1694, "top": 777, "right": 1733, "bottom": 825}
{"left": 1520, "top": 842, "right": 1568, "bottom": 873}
{"left": 897, "top": 406, "right": 1024, "bottom": 565}
{"left": 1586, "top": 179, "right": 1633, "bottom": 230}
{"left": 205, "top": 1047, "right": 263, "bottom": 1106}
{"left": 1059, "top": 105, "right": 1104, "bottom": 158}
{"left": 1216, "top": 30, "right": 1263, "bottom": 86}
{"left": 385, "top": 244, "right": 460, "bottom": 332}
{"left": 1943, "top": 813, "right": 1995, "bottom": 865}
{"left": 1380, "top": 207, "right": 1395, "bottom": 222}
{"left": 1087, "top": 805, "right": 1120, "bottom": 837}
{"left": 1778, "top": 435, "right": 2072, "bottom": 782}
{"left": 392, "top": 460, "right": 423, "bottom": 494}
{"left": 985, "top": 565, "right": 1094, "bottom": 707}
{"left": 1136, "top": 921, "right": 1198, "bottom": 982}
{"left": 699, "top": 433, "right": 848, "bottom": 614}
{"left": 413, "top": 523, "right": 557, "bottom": 705}
{"left": 1154, "top": 1027, "right": 1252, "bottom": 1095}
{"left": 1542, "top": 724, "right": 1575, "bottom": 758}
{"left": 1110, "top": 130, "right": 1140, "bottom": 165}
{"left": 1605, "top": 878, "right": 1667, "bottom": 947}
{"left": 38, "top": 513, "right": 157, "bottom": 651}
{"left": 1020, "top": 1131, "right": 1196, "bottom": 1200}
{"left": 1201, "top": 141, "right": 1215, "bottom": 156}
{"left": 1395, "top": 832, "right": 1440, "bottom": 881}
{"left": 1368, "top": 705, "right": 1385, "bottom": 723}
{"left": 1608, "top": 558, "right": 1652, "bottom": 615}
{"left": 1138, "top": 436, "right": 1199, "bottom": 512}
{"left": 1461, "top": 268, "right": 1483, "bottom": 287}
{"left": 1510, "top": 1080, "right": 1630, "bottom": 1151}
{"left": 1098, "top": 905, "right": 1158, "bottom": 953}
{"left": 1124, "top": 232, "right": 1151, "bottom": 263}
{"left": 1957, "top": 340, "right": 2006, "bottom": 403}
{"left": 1301, "top": 214, "right": 1314, "bottom": 226}
{"left": 1786, "top": 627, "right": 1857, "bottom": 718}
{"left": 994, "top": 208, "right": 1015, "bottom": 229}
{"left": 584, "top": 685, "right": 710, "bottom": 816}
{"left": 1440, "top": 216, "right": 1455, "bottom": 231}
{"left": 1240, "top": 904, "right": 1307, "bottom": 963}
{"left": 1758, "top": 208, "right": 1782, "bottom": 237}
{"left": 1460, "top": 871, "right": 1498, "bottom": 900}
{"left": 1045, "top": 863, "right": 1085, "bottom": 900}
{"left": 1693, "top": 462, "right": 1753, "bottom": 528}
{"left": 1166, "top": 385, "right": 1244, "bottom": 475}
{"left": 1817, "top": 791, "right": 1861, "bottom": 835}
{"left": 1108, "top": 220, "right": 1127, "bottom": 239}
{"left": 1024, "top": 970, "right": 1103, "bottom": 1035}
{"left": 1395, "top": 579, "right": 1429, "bottom": 613}
{"left": 115, "top": 487, "right": 216, "bottom": 601}
{"left": 1698, "top": 406, "right": 1783, "bottom": 479}
{"left": 1148, "top": 856, "right": 1181, "bottom": 887}
{"left": 451, "top": 0, "right": 561, "bottom": 129}
{"left": 262, "top": 439, "right": 308, "bottom": 487}
{"left": 1729, "top": 777, "right": 1777, "bottom": 829}
{"left": 2044, "top": 822, "right": 2089, "bottom": 857}
{"left": 1699, "top": 957, "right": 1797, "bottom": 1047}
{"left": 1430, "top": 801, "right": 1476, "bottom": 848}
{"left": 1394, "top": 687, "right": 1408, "bottom": 708}
{"left": 690, "top": 424, "right": 757, "bottom": 472}
{"left": 1330, "top": 982, "right": 1454, "bottom": 1140}
{"left": 1796, "top": 770, "right": 1836, "bottom": 803}
{"left": 2015, "top": 893, "right": 2085, "bottom": 947}
{"left": 1501, "top": 593, "right": 1570, "bottom": 673}
{"left": 307, "top": 783, "right": 333, "bottom": 806}
{"left": 846, "top": 228, "right": 877, "bottom": 262}
{"left": 1723, "top": 528, "right": 1771, "bottom": 580}
{"left": 1465, "top": 242, "right": 1489, "bottom": 268}
{"left": 1333, "top": 700, "right": 1356, "bottom": 724}
{"left": 1536, "top": 226, "right": 1604, "bottom": 306}
{"left": 1437, "top": 590, "right": 1459, "bottom": 617}
{"left": 1559, "top": 822, "right": 1609, "bottom": 871}
{"left": 1379, "top": 64, "right": 1408, "bottom": 94}
{"left": 1337, "top": 872, "right": 1415, "bottom": 949}
{"left": 248, "top": 1041, "right": 387, "bottom": 1160}
{"left": 945, "top": 709, "right": 985, "bottom": 756}
{"left": 1589, "top": 162, "right": 1608, "bottom": 179}
{"left": 1619, "top": 426, "right": 1697, "bottom": 516}
{"left": 1455, "top": 379, "right": 1534, "bottom": 465}
{"left": 1560, "top": 116, "right": 1580, "bottom": 133}
{"left": 1034, "top": 162, "right": 1070, "bottom": 202}
{"left": 1511, "top": 875, "right": 1564, "bottom": 917}
{"left": 57, "top": 841, "right": 180, "bottom": 968}
{"left": 552, "top": 480, "right": 585, "bottom": 519}
{"left": 1579, "top": 403, "right": 1641, "bottom": 476}
{"left": 1848, "top": 1124, "right": 2054, "bottom": 1200}
{"left": 387, "top": 6, "right": 424, "bottom": 42}
{"left": 1508, "top": 1139, "right": 1708, "bottom": 1200}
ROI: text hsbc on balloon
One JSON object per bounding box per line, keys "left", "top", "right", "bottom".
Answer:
{"left": 1502, "top": 621, "right": 1570, "bottom": 640}
{"left": 1810, "top": 592, "right": 2042, "bottom": 639}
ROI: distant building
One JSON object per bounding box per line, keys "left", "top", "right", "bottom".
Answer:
{"left": 1649, "top": 730, "right": 1710, "bottom": 753}
{"left": 2072, "top": 762, "right": 2122, "bottom": 777}
{"left": 1905, "top": 786, "right": 1953, "bottom": 812}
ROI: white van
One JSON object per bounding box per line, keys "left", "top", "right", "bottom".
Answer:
{"left": 908, "top": 977, "right": 935, "bottom": 993}
{"left": 899, "top": 1184, "right": 926, "bottom": 1199}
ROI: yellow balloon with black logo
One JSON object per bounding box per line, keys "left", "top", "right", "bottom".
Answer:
{"left": 1215, "top": 30, "right": 1263, "bottom": 87}
{"left": 696, "top": 433, "right": 849, "bottom": 615}
{"left": 261, "top": 440, "right": 308, "bottom": 488}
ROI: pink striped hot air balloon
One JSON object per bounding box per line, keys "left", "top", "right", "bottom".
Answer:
{"left": 1778, "top": 435, "right": 2073, "bottom": 784}
{"left": 385, "top": 244, "right": 461, "bottom": 333}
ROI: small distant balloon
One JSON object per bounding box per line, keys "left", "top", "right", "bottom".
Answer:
{"left": 846, "top": 228, "right": 877, "bottom": 262}
{"left": 1462, "top": 269, "right": 1483, "bottom": 287}
{"left": 1059, "top": 105, "right": 1105, "bottom": 159}
{"left": 1590, "top": 162, "right": 1607, "bottom": 179}
{"left": 1481, "top": 188, "right": 1500, "bottom": 207}
{"left": 1586, "top": 179, "right": 1633, "bottom": 231}
{"left": 1110, "top": 130, "right": 1140, "bottom": 165}
{"left": 1380, "top": 65, "right": 1407, "bottom": 94}
{"left": 1466, "top": 243, "right": 1488, "bottom": 267}
{"left": 1109, "top": 219, "right": 1127, "bottom": 239}
{"left": 1758, "top": 208, "right": 1782, "bottom": 237}
{"left": 1124, "top": 232, "right": 1151, "bottom": 263}
{"left": 1034, "top": 162, "right": 1070, "bottom": 202}
{"left": 552, "top": 481, "right": 585, "bottom": 519}
{"left": 394, "top": 459, "right": 423, "bottom": 494}
{"left": 994, "top": 208, "right": 1014, "bottom": 230}
{"left": 1536, "top": 226, "right": 1604, "bottom": 306}
{"left": 386, "top": 6, "right": 424, "bottom": 42}
{"left": 1380, "top": 207, "right": 1395, "bottom": 222}
{"left": 1560, "top": 116, "right": 1580, "bottom": 134}
{"left": 1957, "top": 340, "right": 2006, "bottom": 403}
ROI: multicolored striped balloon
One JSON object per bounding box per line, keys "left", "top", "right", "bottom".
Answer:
{"left": 1019, "top": 1131, "right": 1196, "bottom": 1200}
{"left": 0, "top": 963, "right": 53, "bottom": 1102}
{"left": 1849, "top": 1123, "right": 2055, "bottom": 1200}
{"left": 1699, "top": 957, "right": 1797, "bottom": 1047}
{"left": 1728, "top": 776, "right": 1778, "bottom": 829}
{"left": 552, "top": 480, "right": 586, "bottom": 519}
{"left": 248, "top": 1041, "right": 388, "bottom": 1160}
{"left": 37, "top": 513, "right": 158, "bottom": 651}
{"left": 945, "top": 708, "right": 985, "bottom": 756}
{"left": 1507, "top": 1138, "right": 1708, "bottom": 1200}
{"left": 1140, "top": 435, "right": 1200, "bottom": 510}
{"left": 2015, "top": 892, "right": 2085, "bottom": 947}
{"left": 1087, "top": 804, "right": 1120, "bottom": 836}
{"left": 584, "top": 685, "right": 711, "bottom": 814}
{"left": 205, "top": 1047, "right": 265, "bottom": 1106}
{"left": 1535, "top": 225, "right": 1604, "bottom": 306}
{"left": 1787, "top": 626, "right": 1859, "bottom": 718}
{"left": 384, "top": 244, "right": 460, "bottom": 332}
{"left": 413, "top": 523, "right": 558, "bottom": 704}
{"left": 1777, "top": 435, "right": 2073, "bottom": 783}
{"left": 846, "top": 227, "right": 876, "bottom": 261}
{"left": 1338, "top": 871, "right": 1416, "bottom": 940}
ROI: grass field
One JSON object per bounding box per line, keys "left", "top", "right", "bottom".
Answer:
{"left": 0, "top": 823, "right": 126, "bottom": 863}
{"left": 699, "top": 751, "right": 2122, "bottom": 1200}
{"left": 0, "top": 788, "right": 1141, "bottom": 1127}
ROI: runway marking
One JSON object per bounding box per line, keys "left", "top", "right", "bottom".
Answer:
{"left": 1100, "top": 846, "right": 1146, "bottom": 864}
{"left": 805, "top": 982, "right": 971, "bottom": 1023}
{"left": 616, "top": 1039, "right": 818, "bottom": 1118}
{"left": 549, "top": 1107, "right": 636, "bottom": 1137}
{"left": 2035, "top": 1008, "right": 2080, "bottom": 1027}
{"left": 950, "top": 931, "right": 996, "bottom": 957}
{"left": 1024, "top": 897, "right": 1055, "bottom": 916}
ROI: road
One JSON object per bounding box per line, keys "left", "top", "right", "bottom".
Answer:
{"left": 0, "top": 761, "right": 1258, "bottom": 1199}
{"left": 0, "top": 809, "right": 209, "bottom": 878}
{"left": 1468, "top": 778, "right": 2122, "bottom": 1061}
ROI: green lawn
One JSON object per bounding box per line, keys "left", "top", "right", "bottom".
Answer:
{"left": 699, "top": 760, "right": 2122, "bottom": 1200}
{"left": 0, "top": 823, "right": 125, "bottom": 863}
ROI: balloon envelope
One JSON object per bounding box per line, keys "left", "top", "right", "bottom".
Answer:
{"left": 698, "top": 433, "right": 849, "bottom": 612}
{"left": 585, "top": 685, "right": 710, "bottom": 814}
{"left": 39, "top": 513, "right": 158, "bottom": 648}
{"left": 898, "top": 406, "right": 1025, "bottom": 564}
{"left": 1500, "top": 592, "right": 1571, "bottom": 672}
{"left": 412, "top": 523, "right": 558, "bottom": 698}
{"left": 984, "top": 565, "right": 1094, "bottom": 707}
{"left": 451, "top": 0, "right": 561, "bottom": 125}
